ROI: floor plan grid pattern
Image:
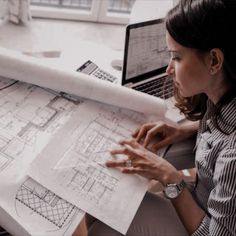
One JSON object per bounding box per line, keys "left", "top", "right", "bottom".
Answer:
{"left": 16, "top": 182, "right": 76, "bottom": 228}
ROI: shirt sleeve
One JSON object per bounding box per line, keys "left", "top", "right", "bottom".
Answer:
{"left": 192, "top": 146, "right": 236, "bottom": 236}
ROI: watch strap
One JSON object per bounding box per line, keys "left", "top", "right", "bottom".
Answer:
{"left": 176, "top": 179, "right": 186, "bottom": 191}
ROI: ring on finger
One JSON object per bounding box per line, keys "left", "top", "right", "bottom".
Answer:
{"left": 125, "top": 159, "right": 132, "bottom": 168}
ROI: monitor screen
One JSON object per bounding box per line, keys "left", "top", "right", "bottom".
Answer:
{"left": 123, "top": 19, "right": 170, "bottom": 83}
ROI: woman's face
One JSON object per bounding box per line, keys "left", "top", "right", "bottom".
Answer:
{"left": 166, "top": 31, "right": 211, "bottom": 98}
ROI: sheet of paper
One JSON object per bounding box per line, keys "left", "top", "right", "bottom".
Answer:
{"left": 0, "top": 47, "right": 166, "bottom": 117}
{"left": 29, "top": 100, "right": 155, "bottom": 234}
{"left": 0, "top": 77, "right": 84, "bottom": 235}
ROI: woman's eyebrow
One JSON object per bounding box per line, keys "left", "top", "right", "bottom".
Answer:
{"left": 168, "top": 50, "right": 179, "bottom": 53}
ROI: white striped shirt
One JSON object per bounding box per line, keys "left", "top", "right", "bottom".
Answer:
{"left": 192, "top": 98, "right": 236, "bottom": 235}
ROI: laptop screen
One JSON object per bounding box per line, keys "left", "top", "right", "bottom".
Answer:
{"left": 122, "top": 18, "right": 170, "bottom": 85}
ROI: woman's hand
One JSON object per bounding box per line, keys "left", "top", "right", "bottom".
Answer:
{"left": 133, "top": 121, "right": 198, "bottom": 151}
{"left": 106, "top": 139, "right": 182, "bottom": 186}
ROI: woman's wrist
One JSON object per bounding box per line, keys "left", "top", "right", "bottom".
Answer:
{"left": 180, "top": 122, "right": 199, "bottom": 139}
{"left": 162, "top": 171, "right": 183, "bottom": 186}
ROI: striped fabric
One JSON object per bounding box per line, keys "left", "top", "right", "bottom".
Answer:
{"left": 192, "top": 98, "right": 236, "bottom": 235}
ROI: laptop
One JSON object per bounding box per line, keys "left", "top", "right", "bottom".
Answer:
{"left": 77, "top": 19, "right": 174, "bottom": 100}
{"left": 76, "top": 19, "right": 184, "bottom": 122}
{"left": 121, "top": 18, "right": 173, "bottom": 99}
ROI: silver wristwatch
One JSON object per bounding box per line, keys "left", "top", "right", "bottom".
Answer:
{"left": 163, "top": 180, "right": 186, "bottom": 199}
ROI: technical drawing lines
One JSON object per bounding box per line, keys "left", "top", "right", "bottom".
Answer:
{"left": 16, "top": 179, "right": 77, "bottom": 228}
{"left": 0, "top": 80, "right": 80, "bottom": 173}
{"left": 67, "top": 165, "right": 119, "bottom": 206}
{"left": 0, "top": 77, "right": 18, "bottom": 91}
{"left": 73, "top": 120, "right": 129, "bottom": 163}
{"left": 0, "top": 152, "right": 13, "bottom": 172}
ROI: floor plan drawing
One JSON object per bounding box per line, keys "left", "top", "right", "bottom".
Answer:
{"left": 0, "top": 79, "right": 80, "bottom": 172}
{"left": 29, "top": 101, "right": 150, "bottom": 234}
{"left": 52, "top": 105, "right": 149, "bottom": 207}
{"left": 53, "top": 115, "right": 129, "bottom": 205}
{"left": 0, "top": 77, "right": 84, "bottom": 235}
{"left": 15, "top": 178, "right": 81, "bottom": 231}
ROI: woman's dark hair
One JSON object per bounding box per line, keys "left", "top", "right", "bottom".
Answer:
{"left": 165, "top": 0, "right": 236, "bottom": 127}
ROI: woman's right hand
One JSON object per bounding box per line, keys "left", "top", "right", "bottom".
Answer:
{"left": 133, "top": 121, "right": 198, "bottom": 152}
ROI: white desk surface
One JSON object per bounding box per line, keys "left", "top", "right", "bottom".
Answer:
{"left": 0, "top": 18, "right": 125, "bottom": 78}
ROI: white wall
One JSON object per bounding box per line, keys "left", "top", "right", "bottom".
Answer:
{"left": 130, "top": 0, "right": 176, "bottom": 23}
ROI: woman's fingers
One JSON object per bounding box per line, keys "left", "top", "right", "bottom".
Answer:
{"left": 110, "top": 148, "right": 125, "bottom": 155}
{"left": 122, "top": 167, "right": 145, "bottom": 174}
{"left": 132, "top": 127, "right": 146, "bottom": 142}
{"left": 132, "top": 127, "right": 140, "bottom": 138}
{"left": 143, "top": 125, "right": 163, "bottom": 147}
{"left": 106, "top": 158, "right": 140, "bottom": 168}
{"left": 132, "top": 123, "right": 155, "bottom": 142}
{"left": 120, "top": 139, "right": 141, "bottom": 148}
{"left": 106, "top": 159, "right": 127, "bottom": 168}
{"left": 106, "top": 160, "right": 146, "bottom": 172}
{"left": 108, "top": 143, "right": 146, "bottom": 167}
{"left": 132, "top": 122, "right": 169, "bottom": 149}
{"left": 144, "top": 123, "right": 170, "bottom": 146}
{"left": 121, "top": 142, "right": 145, "bottom": 158}
{"left": 108, "top": 144, "right": 166, "bottom": 180}
{"left": 110, "top": 145, "right": 131, "bottom": 155}
{"left": 151, "top": 136, "right": 173, "bottom": 151}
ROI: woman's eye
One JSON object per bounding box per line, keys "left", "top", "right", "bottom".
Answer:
{"left": 171, "top": 56, "right": 180, "bottom": 61}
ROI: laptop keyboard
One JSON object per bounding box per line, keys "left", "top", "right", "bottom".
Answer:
{"left": 132, "top": 76, "right": 174, "bottom": 99}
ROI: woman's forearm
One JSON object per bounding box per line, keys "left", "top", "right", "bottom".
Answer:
{"left": 171, "top": 188, "right": 205, "bottom": 235}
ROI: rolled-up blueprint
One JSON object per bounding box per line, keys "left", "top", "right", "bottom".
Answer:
{"left": 0, "top": 47, "right": 166, "bottom": 116}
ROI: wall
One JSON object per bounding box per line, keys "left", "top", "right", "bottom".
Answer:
{"left": 130, "top": 0, "right": 175, "bottom": 23}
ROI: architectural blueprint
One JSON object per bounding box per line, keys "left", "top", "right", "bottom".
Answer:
{"left": 29, "top": 101, "right": 152, "bottom": 234}
{"left": 0, "top": 47, "right": 168, "bottom": 235}
{"left": 15, "top": 178, "right": 82, "bottom": 234}
{"left": 126, "top": 21, "right": 169, "bottom": 79}
{"left": 0, "top": 76, "right": 84, "bottom": 236}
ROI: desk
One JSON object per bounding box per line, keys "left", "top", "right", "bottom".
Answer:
{"left": 0, "top": 18, "right": 125, "bottom": 83}
{"left": 0, "top": 18, "right": 125, "bottom": 68}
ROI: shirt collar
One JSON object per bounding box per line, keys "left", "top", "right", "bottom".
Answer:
{"left": 204, "top": 97, "right": 236, "bottom": 134}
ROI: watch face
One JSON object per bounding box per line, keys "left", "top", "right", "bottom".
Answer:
{"left": 165, "top": 186, "right": 178, "bottom": 199}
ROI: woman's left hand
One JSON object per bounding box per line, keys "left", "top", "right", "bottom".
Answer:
{"left": 106, "top": 139, "right": 182, "bottom": 186}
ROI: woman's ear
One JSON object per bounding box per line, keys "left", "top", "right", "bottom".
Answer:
{"left": 209, "top": 48, "right": 224, "bottom": 75}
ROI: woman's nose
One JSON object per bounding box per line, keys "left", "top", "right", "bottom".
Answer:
{"left": 166, "top": 63, "right": 174, "bottom": 75}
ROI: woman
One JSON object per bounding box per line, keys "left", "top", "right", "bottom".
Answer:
{"left": 86, "top": 0, "right": 236, "bottom": 235}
